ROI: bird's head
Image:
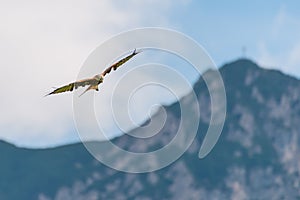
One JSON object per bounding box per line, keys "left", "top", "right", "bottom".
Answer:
{"left": 94, "top": 74, "right": 104, "bottom": 83}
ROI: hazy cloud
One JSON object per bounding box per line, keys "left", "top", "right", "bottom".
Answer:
{"left": 257, "top": 4, "right": 300, "bottom": 75}
{"left": 0, "top": 0, "right": 190, "bottom": 147}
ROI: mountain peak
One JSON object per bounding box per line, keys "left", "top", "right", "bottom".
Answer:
{"left": 221, "top": 58, "right": 260, "bottom": 74}
{"left": 225, "top": 58, "right": 258, "bottom": 66}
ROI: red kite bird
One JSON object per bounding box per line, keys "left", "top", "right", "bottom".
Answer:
{"left": 46, "top": 49, "right": 141, "bottom": 97}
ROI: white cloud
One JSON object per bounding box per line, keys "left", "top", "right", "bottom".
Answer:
{"left": 0, "top": 0, "right": 190, "bottom": 147}
{"left": 287, "top": 42, "right": 300, "bottom": 69}
{"left": 257, "top": 41, "right": 300, "bottom": 76}
{"left": 256, "top": 5, "right": 300, "bottom": 76}
{"left": 271, "top": 5, "right": 287, "bottom": 38}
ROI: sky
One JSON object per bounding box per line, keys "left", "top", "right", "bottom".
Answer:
{"left": 0, "top": 0, "right": 300, "bottom": 148}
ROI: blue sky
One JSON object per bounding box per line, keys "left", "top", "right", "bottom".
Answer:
{"left": 0, "top": 0, "right": 299, "bottom": 147}
{"left": 175, "top": 1, "right": 300, "bottom": 72}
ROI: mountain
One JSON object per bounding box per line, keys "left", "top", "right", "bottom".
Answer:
{"left": 1, "top": 59, "right": 300, "bottom": 200}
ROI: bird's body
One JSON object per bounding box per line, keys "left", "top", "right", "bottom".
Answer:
{"left": 46, "top": 49, "right": 140, "bottom": 96}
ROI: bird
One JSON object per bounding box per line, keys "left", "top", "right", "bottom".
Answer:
{"left": 45, "top": 49, "right": 141, "bottom": 97}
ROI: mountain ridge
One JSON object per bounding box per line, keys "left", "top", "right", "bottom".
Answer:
{"left": 1, "top": 58, "right": 300, "bottom": 199}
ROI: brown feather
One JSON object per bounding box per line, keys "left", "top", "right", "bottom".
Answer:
{"left": 46, "top": 78, "right": 95, "bottom": 96}
{"left": 46, "top": 49, "right": 141, "bottom": 97}
{"left": 101, "top": 49, "right": 141, "bottom": 77}
{"left": 45, "top": 83, "right": 75, "bottom": 96}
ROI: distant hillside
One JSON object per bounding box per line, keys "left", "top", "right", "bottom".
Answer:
{"left": 1, "top": 59, "right": 300, "bottom": 200}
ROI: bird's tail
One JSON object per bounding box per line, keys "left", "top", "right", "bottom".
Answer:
{"left": 79, "top": 85, "right": 98, "bottom": 97}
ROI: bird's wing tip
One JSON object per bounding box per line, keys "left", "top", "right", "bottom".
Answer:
{"left": 134, "top": 48, "right": 143, "bottom": 54}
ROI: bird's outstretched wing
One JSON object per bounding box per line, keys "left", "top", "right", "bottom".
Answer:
{"left": 46, "top": 49, "right": 141, "bottom": 96}
{"left": 46, "top": 78, "right": 94, "bottom": 96}
{"left": 101, "top": 49, "right": 141, "bottom": 77}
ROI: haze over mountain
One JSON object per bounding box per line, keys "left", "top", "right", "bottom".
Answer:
{"left": 1, "top": 58, "right": 299, "bottom": 199}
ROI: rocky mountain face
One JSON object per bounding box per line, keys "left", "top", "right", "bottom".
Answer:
{"left": 1, "top": 59, "right": 300, "bottom": 200}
